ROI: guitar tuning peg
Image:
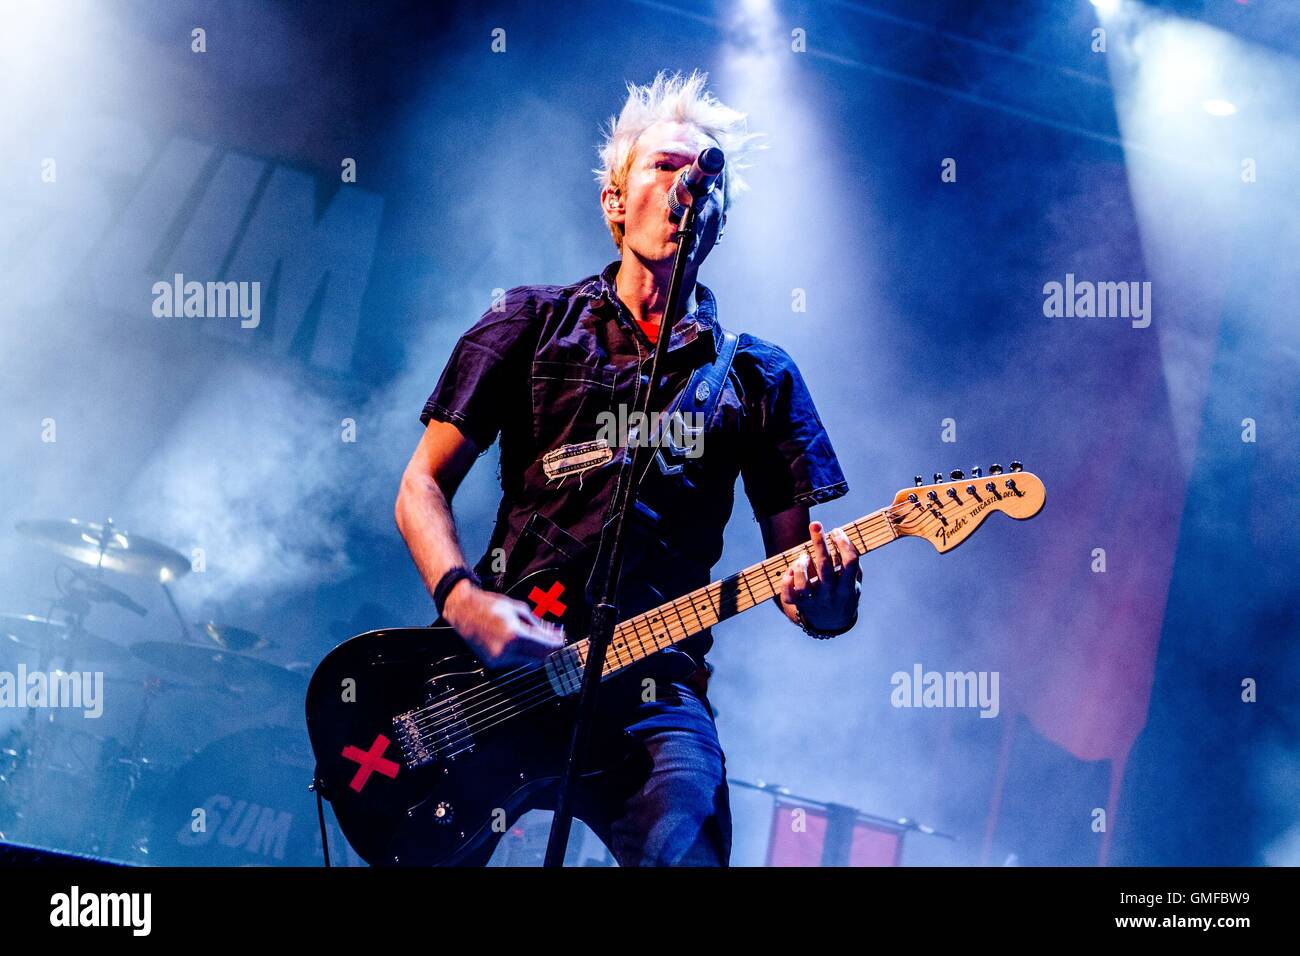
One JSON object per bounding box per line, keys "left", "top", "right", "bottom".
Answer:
{"left": 971, "top": 466, "right": 982, "bottom": 477}
{"left": 949, "top": 469, "right": 964, "bottom": 480}
{"left": 933, "top": 472, "right": 943, "bottom": 484}
{"left": 989, "top": 463, "right": 1004, "bottom": 475}
{"left": 1010, "top": 460, "right": 1023, "bottom": 472}
{"left": 914, "top": 475, "right": 924, "bottom": 487}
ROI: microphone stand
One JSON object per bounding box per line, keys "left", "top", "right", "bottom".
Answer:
{"left": 542, "top": 192, "right": 705, "bottom": 867}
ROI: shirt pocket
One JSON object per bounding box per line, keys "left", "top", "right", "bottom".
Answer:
{"left": 498, "top": 511, "right": 595, "bottom": 620}
{"left": 530, "top": 360, "right": 618, "bottom": 450}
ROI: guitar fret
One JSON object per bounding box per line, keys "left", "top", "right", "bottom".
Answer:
{"left": 864, "top": 513, "right": 884, "bottom": 547}
{"left": 606, "top": 620, "right": 643, "bottom": 677}
{"left": 618, "top": 625, "right": 636, "bottom": 667}
{"left": 630, "top": 616, "right": 653, "bottom": 658}
{"left": 645, "top": 613, "right": 668, "bottom": 651}
{"left": 681, "top": 592, "right": 705, "bottom": 634}
{"left": 639, "top": 613, "right": 661, "bottom": 651}
{"left": 763, "top": 558, "right": 783, "bottom": 593}
{"left": 578, "top": 504, "right": 911, "bottom": 684}
{"left": 845, "top": 523, "right": 864, "bottom": 554}
{"left": 738, "top": 571, "right": 758, "bottom": 613}
{"left": 707, "top": 590, "right": 720, "bottom": 622}
{"left": 669, "top": 600, "right": 693, "bottom": 640}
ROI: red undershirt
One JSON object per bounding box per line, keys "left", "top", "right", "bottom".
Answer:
{"left": 635, "top": 318, "right": 660, "bottom": 344}
{"left": 631, "top": 291, "right": 696, "bottom": 346}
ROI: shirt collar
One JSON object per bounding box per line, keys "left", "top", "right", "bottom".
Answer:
{"left": 583, "top": 259, "right": 722, "bottom": 360}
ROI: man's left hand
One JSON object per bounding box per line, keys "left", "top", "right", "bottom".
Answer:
{"left": 778, "top": 520, "right": 862, "bottom": 634}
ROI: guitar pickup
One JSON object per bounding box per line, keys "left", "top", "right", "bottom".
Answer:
{"left": 393, "top": 697, "right": 476, "bottom": 767}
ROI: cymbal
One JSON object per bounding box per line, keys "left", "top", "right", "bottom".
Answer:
{"left": 15, "top": 519, "right": 190, "bottom": 582}
{"left": 194, "top": 622, "right": 273, "bottom": 653}
{"left": 0, "top": 613, "right": 68, "bottom": 649}
{"left": 129, "top": 641, "right": 307, "bottom": 695}
{"left": 0, "top": 613, "right": 132, "bottom": 663}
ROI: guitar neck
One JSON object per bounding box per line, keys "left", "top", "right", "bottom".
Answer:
{"left": 546, "top": 507, "right": 898, "bottom": 689}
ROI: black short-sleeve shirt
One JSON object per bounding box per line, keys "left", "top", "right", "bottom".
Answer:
{"left": 421, "top": 260, "right": 848, "bottom": 667}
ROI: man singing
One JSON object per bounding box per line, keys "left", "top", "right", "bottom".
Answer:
{"left": 395, "top": 70, "right": 861, "bottom": 866}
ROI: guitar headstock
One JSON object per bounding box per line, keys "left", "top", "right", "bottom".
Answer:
{"left": 890, "top": 461, "right": 1045, "bottom": 552}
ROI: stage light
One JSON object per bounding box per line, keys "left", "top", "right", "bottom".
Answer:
{"left": 1128, "top": 19, "right": 1225, "bottom": 115}
{"left": 1153, "top": 44, "right": 1209, "bottom": 96}
{"left": 1090, "top": 0, "right": 1119, "bottom": 15}
{"left": 1202, "top": 98, "right": 1238, "bottom": 116}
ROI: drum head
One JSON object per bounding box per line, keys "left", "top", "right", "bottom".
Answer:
{"left": 146, "top": 726, "right": 323, "bottom": 866}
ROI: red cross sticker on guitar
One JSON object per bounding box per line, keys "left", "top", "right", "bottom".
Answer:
{"left": 527, "top": 580, "right": 567, "bottom": 620}
{"left": 342, "top": 733, "right": 400, "bottom": 793}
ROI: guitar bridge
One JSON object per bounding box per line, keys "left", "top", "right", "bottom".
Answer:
{"left": 393, "top": 687, "right": 476, "bottom": 768}
{"left": 393, "top": 710, "right": 437, "bottom": 768}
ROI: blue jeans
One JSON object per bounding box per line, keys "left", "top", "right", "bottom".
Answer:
{"left": 572, "top": 678, "right": 732, "bottom": 867}
{"left": 456, "top": 674, "right": 732, "bottom": 867}
{"left": 454, "top": 671, "right": 733, "bottom": 868}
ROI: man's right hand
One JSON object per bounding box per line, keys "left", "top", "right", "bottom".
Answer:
{"left": 443, "top": 581, "right": 567, "bottom": 668}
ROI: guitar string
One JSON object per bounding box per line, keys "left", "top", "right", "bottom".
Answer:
{"left": 414, "top": 503, "right": 977, "bottom": 758}
{"left": 429, "top": 482, "right": 1031, "bottom": 755}
{"left": 402, "top": 486, "right": 1010, "bottom": 750}
{"left": 438, "top": 503, "right": 902, "bottom": 751}
{"left": 400, "top": 493, "right": 989, "bottom": 752}
{"left": 393, "top": 514, "right": 898, "bottom": 751}
{"left": 403, "top": 489, "right": 1007, "bottom": 752}
{"left": 409, "top": 515, "right": 906, "bottom": 757}
{"left": 399, "top": 507, "right": 907, "bottom": 738}
{"left": 403, "top": 475, "right": 1029, "bottom": 748}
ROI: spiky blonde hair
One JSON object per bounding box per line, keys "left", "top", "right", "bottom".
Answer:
{"left": 594, "top": 69, "right": 766, "bottom": 251}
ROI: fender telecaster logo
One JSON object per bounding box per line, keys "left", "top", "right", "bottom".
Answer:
{"left": 935, "top": 488, "right": 1001, "bottom": 546}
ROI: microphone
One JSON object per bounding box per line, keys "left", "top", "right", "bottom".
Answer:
{"left": 666, "top": 147, "right": 725, "bottom": 222}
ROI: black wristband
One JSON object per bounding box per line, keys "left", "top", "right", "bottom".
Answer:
{"left": 795, "top": 606, "right": 858, "bottom": 640}
{"left": 433, "top": 566, "right": 480, "bottom": 620}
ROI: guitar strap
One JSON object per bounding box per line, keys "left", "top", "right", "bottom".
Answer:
{"left": 603, "top": 325, "right": 739, "bottom": 614}
{"left": 632, "top": 327, "right": 739, "bottom": 490}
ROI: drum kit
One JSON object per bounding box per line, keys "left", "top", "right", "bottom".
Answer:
{"left": 0, "top": 518, "right": 333, "bottom": 865}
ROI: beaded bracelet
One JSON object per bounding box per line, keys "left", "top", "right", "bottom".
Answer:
{"left": 795, "top": 606, "right": 858, "bottom": 639}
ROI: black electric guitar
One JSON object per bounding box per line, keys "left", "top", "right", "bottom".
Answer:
{"left": 305, "top": 465, "right": 1045, "bottom": 865}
